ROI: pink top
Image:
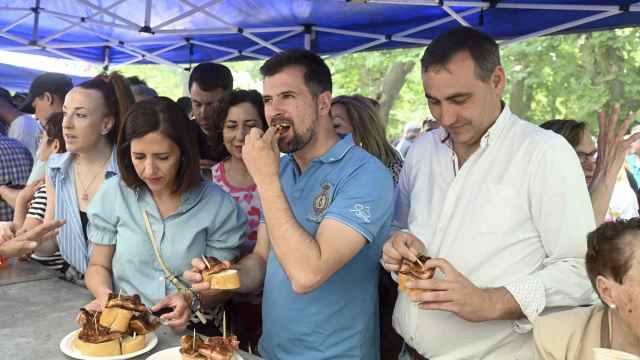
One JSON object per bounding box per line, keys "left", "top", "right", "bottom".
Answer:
{"left": 211, "top": 161, "right": 261, "bottom": 256}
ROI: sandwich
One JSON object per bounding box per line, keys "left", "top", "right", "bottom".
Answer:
{"left": 200, "top": 257, "right": 240, "bottom": 290}
{"left": 73, "top": 294, "right": 159, "bottom": 356}
{"left": 180, "top": 334, "right": 240, "bottom": 360}
{"left": 74, "top": 309, "right": 125, "bottom": 356}
{"left": 398, "top": 255, "right": 433, "bottom": 293}
{"left": 100, "top": 293, "right": 148, "bottom": 332}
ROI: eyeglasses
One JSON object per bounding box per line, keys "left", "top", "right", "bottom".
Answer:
{"left": 576, "top": 151, "right": 597, "bottom": 163}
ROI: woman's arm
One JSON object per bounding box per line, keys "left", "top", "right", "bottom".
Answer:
{"left": 85, "top": 244, "right": 115, "bottom": 309}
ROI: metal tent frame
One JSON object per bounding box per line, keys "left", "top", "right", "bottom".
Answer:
{"left": 0, "top": 0, "right": 638, "bottom": 68}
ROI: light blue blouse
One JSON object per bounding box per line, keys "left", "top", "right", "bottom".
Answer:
{"left": 87, "top": 176, "right": 247, "bottom": 307}
{"left": 48, "top": 150, "right": 118, "bottom": 274}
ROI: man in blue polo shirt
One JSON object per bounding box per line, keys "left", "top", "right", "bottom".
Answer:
{"left": 185, "top": 50, "right": 393, "bottom": 359}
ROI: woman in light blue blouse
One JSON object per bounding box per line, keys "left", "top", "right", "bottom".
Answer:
{"left": 84, "top": 97, "right": 247, "bottom": 331}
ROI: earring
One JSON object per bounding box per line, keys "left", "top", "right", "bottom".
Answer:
{"left": 609, "top": 303, "right": 617, "bottom": 309}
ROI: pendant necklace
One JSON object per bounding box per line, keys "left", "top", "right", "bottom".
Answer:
{"left": 76, "top": 156, "right": 110, "bottom": 201}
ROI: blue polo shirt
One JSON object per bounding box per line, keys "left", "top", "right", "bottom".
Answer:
{"left": 259, "top": 134, "right": 394, "bottom": 360}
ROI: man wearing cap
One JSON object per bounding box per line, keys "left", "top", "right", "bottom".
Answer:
{"left": 0, "top": 73, "right": 72, "bottom": 208}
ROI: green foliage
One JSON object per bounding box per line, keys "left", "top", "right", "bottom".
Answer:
{"left": 116, "top": 28, "right": 640, "bottom": 137}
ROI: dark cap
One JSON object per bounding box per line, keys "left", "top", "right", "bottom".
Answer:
{"left": 21, "top": 73, "right": 73, "bottom": 113}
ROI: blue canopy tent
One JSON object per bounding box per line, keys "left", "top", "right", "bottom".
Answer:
{"left": 0, "top": 62, "right": 90, "bottom": 91}
{"left": 0, "top": 0, "right": 638, "bottom": 67}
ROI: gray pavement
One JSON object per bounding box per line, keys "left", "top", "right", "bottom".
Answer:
{"left": 0, "top": 260, "right": 260, "bottom": 360}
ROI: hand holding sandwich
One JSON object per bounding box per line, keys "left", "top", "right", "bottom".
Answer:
{"left": 381, "top": 231, "right": 427, "bottom": 273}
{"left": 241, "top": 126, "right": 281, "bottom": 187}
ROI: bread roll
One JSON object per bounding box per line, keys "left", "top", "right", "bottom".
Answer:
{"left": 121, "top": 334, "right": 146, "bottom": 354}
{"left": 100, "top": 307, "right": 133, "bottom": 332}
{"left": 204, "top": 269, "right": 240, "bottom": 290}
{"left": 73, "top": 336, "right": 121, "bottom": 356}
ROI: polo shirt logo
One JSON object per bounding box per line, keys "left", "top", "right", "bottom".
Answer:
{"left": 312, "top": 183, "right": 332, "bottom": 218}
{"left": 350, "top": 204, "right": 371, "bottom": 223}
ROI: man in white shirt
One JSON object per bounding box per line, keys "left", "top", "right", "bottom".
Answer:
{"left": 381, "top": 27, "right": 596, "bottom": 359}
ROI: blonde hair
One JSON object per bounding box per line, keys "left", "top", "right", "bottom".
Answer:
{"left": 331, "top": 95, "right": 401, "bottom": 167}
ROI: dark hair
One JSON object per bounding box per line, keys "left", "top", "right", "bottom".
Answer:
{"left": 176, "top": 96, "right": 192, "bottom": 117}
{"left": 44, "top": 112, "right": 66, "bottom": 153}
{"left": 117, "top": 97, "right": 201, "bottom": 194}
{"left": 331, "top": 95, "right": 401, "bottom": 168}
{"left": 540, "top": 119, "right": 586, "bottom": 148}
{"left": 586, "top": 218, "right": 640, "bottom": 303}
{"left": 208, "top": 89, "right": 267, "bottom": 162}
{"left": 260, "top": 49, "right": 332, "bottom": 96}
{"left": 78, "top": 72, "right": 135, "bottom": 145}
{"left": 126, "top": 76, "right": 147, "bottom": 86}
{"left": 421, "top": 27, "right": 500, "bottom": 82}
{"left": 188, "top": 63, "right": 233, "bottom": 93}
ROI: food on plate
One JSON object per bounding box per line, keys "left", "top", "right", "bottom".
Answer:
{"left": 180, "top": 334, "right": 240, "bottom": 360}
{"left": 72, "top": 294, "right": 160, "bottom": 356}
{"left": 200, "top": 257, "right": 240, "bottom": 290}
{"left": 398, "top": 255, "right": 433, "bottom": 292}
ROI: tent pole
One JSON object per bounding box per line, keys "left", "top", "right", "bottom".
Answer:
{"left": 441, "top": 5, "right": 472, "bottom": 26}
{"left": 2, "top": 12, "right": 32, "bottom": 33}
{"left": 30, "top": 0, "right": 40, "bottom": 45}
{"left": 103, "top": 46, "right": 111, "bottom": 73}
{"left": 315, "top": 26, "right": 385, "bottom": 40}
{"left": 40, "top": 0, "right": 130, "bottom": 44}
{"left": 503, "top": 9, "right": 622, "bottom": 45}
{"left": 394, "top": 7, "right": 481, "bottom": 37}
{"left": 75, "top": 0, "right": 141, "bottom": 28}
{"left": 145, "top": 0, "right": 152, "bottom": 29}
{"left": 242, "top": 31, "right": 282, "bottom": 53}
{"left": 152, "top": 0, "right": 222, "bottom": 31}
{"left": 328, "top": 38, "right": 387, "bottom": 59}
{"left": 245, "top": 29, "right": 302, "bottom": 53}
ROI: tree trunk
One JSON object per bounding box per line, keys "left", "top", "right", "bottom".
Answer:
{"left": 377, "top": 61, "right": 415, "bottom": 129}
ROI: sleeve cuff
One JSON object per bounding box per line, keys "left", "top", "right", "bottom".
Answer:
{"left": 504, "top": 276, "right": 546, "bottom": 334}
{"left": 87, "top": 226, "right": 117, "bottom": 245}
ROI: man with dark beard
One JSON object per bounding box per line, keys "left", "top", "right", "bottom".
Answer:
{"left": 185, "top": 50, "right": 394, "bottom": 360}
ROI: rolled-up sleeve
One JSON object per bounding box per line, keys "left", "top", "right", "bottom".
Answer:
{"left": 206, "top": 192, "right": 247, "bottom": 261}
{"left": 506, "top": 135, "right": 596, "bottom": 329}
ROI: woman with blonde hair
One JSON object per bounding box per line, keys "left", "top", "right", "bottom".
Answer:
{"left": 331, "top": 95, "right": 403, "bottom": 184}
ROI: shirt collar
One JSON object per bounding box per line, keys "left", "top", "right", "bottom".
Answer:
{"left": 315, "top": 133, "right": 356, "bottom": 164}
{"left": 282, "top": 133, "right": 356, "bottom": 166}
{"left": 49, "top": 147, "right": 118, "bottom": 178}
{"left": 137, "top": 180, "right": 207, "bottom": 217}
{"left": 438, "top": 102, "right": 512, "bottom": 149}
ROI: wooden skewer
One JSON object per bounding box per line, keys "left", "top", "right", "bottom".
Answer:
{"left": 192, "top": 328, "right": 196, "bottom": 350}
{"left": 414, "top": 255, "right": 425, "bottom": 269}
{"left": 201, "top": 255, "right": 211, "bottom": 270}
{"left": 248, "top": 343, "right": 252, "bottom": 355}
{"left": 223, "top": 311, "right": 226, "bottom": 339}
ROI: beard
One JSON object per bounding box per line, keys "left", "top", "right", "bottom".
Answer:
{"left": 275, "top": 109, "right": 318, "bottom": 154}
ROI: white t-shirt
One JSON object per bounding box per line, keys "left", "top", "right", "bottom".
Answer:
{"left": 8, "top": 114, "right": 41, "bottom": 159}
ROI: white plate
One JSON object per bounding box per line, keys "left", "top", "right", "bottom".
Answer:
{"left": 60, "top": 329, "right": 158, "bottom": 360}
{"left": 146, "top": 346, "right": 244, "bottom": 360}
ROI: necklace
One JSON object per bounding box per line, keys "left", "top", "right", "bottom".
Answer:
{"left": 75, "top": 155, "right": 110, "bottom": 201}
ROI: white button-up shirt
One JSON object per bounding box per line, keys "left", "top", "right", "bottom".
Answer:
{"left": 392, "top": 106, "right": 596, "bottom": 360}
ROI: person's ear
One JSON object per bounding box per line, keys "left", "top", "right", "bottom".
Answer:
{"left": 318, "top": 91, "right": 332, "bottom": 116}
{"left": 596, "top": 275, "right": 619, "bottom": 308}
{"left": 51, "top": 139, "right": 60, "bottom": 153}
{"left": 102, "top": 115, "right": 115, "bottom": 136}
{"left": 491, "top": 66, "right": 506, "bottom": 96}
{"left": 43, "top": 92, "right": 54, "bottom": 106}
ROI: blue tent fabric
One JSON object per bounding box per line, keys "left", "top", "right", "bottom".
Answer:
{"left": 0, "top": 63, "right": 90, "bottom": 92}
{"left": 0, "top": 1, "right": 638, "bottom": 65}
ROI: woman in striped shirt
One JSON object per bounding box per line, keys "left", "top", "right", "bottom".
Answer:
{"left": 43, "top": 73, "right": 134, "bottom": 282}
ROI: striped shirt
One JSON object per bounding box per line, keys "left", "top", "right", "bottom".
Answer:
{"left": 26, "top": 184, "right": 47, "bottom": 220}
{"left": 0, "top": 133, "right": 33, "bottom": 221}
{"left": 48, "top": 149, "right": 118, "bottom": 274}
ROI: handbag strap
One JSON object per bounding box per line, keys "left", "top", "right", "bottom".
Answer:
{"left": 142, "top": 210, "right": 207, "bottom": 324}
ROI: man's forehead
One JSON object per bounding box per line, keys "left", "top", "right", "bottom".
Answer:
{"left": 191, "top": 86, "right": 224, "bottom": 102}
{"left": 263, "top": 66, "right": 307, "bottom": 95}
